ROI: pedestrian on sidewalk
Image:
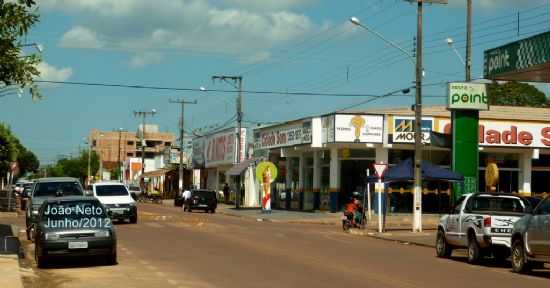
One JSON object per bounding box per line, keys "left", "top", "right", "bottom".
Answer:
{"left": 182, "top": 187, "right": 191, "bottom": 211}
{"left": 223, "top": 183, "right": 229, "bottom": 204}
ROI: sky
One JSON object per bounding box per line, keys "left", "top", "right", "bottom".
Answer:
{"left": 1, "top": 0, "right": 550, "bottom": 165}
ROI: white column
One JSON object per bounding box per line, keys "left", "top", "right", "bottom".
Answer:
{"left": 285, "top": 156, "right": 292, "bottom": 188}
{"left": 519, "top": 150, "right": 532, "bottom": 195}
{"left": 313, "top": 150, "right": 321, "bottom": 191}
{"left": 375, "top": 144, "right": 389, "bottom": 164}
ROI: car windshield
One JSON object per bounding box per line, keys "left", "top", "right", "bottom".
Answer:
{"left": 41, "top": 200, "right": 107, "bottom": 221}
{"left": 470, "top": 196, "right": 526, "bottom": 213}
{"left": 34, "top": 181, "right": 83, "bottom": 197}
{"left": 128, "top": 185, "right": 140, "bottom": 192}
{"left": 192, "top": 190, "right": 215, "bottom": 199}
{"left": 96, "top": 185, "right": 129, "bottom": 197}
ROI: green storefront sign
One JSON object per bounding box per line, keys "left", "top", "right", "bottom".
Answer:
{"left": 484, "top": 31, "right": 550, "bottom": 79}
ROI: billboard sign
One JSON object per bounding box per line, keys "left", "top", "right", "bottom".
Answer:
{"left": 392, "top": 116, "right": 433, "bottom": 144}
{"left": 332, "top": 114, "right": 384, "bottom": 143}
{"left": 448, "top": 82, "right": 489, "bottom": 110}
{"left": 253, "top": 120, "right": 312, "bottom": 150}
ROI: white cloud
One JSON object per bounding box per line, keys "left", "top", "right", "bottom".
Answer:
{"left": 59, "top": 26, "right": 103, "bottom": 49}
{"left": 129, "top": 52, "right": 164, "bottom": 68}
{"left": 44, "top": 0, "right": 314, "bottom": 57}
{"left": 221, "top": 0, "right": 314, "bottom": 11}
{"left": 242, "top": 51, "right": 271, "bottom": 64}
{"left": 35, "top": 62, "right": 73, "bottom": 83}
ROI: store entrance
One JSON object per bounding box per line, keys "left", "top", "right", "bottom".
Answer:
{"left": 340, "top": 160, "right": 373, "bottom": 210}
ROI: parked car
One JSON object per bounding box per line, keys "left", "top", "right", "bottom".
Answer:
{"left": 175, "top": 189, "right": 217, "bottom": 213}
{"left": 26, "top": 177, "right": 85, "bottom": 241}
{"left": 126, "top": 184, "right": 142, "bottom": 201}
{"left": 92, "top": 182, "right": 137, "bottom": 223}
{"left": 510, "top": 195, "right": 550, "bottom": 273}
{"left": 436, "top": 193, "right": 533, "bottom": 264}
{"left": 34, "top": 196, "right": 117, "bottom": 268}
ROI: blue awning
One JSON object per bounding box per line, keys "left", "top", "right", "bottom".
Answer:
{"left": 367, "top": 158, "right": 464, "bottom": 183}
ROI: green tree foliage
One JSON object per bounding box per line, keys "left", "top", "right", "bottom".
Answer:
{"left": 0, "top": 123, "right": 39, "bottom": 179}
{"left": 0, "top": 0, "right": 42, "bottom": 98}
{"left": 47, "top": 150, "right": 99, "bottom": 185}
{"left": 488, "top": 81, "right": 549, "bottom": 107}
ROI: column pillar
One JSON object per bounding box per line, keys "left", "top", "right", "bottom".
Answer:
{"left": 313, "top": 150, "right": 321, "bottom": 210}
{"left": 519, "top": 150, "right": 532, "bottom": 196}
{"left": 329, "top": 146, "right": 340, "bottom": 212}
{"left": 298, "top": 153, "right": 305, "bottom": 210}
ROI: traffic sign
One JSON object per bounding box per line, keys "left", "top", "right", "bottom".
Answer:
{"left": 373, "top": 163, "right": 388, "bottom": 179}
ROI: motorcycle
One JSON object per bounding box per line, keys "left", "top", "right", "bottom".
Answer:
{"left": 342, "top": 207, "right": 366, "bottom": 232}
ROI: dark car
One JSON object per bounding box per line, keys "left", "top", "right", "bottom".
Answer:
{"left": 34, "top": 196, "right": 117, "bottom": 268}
{"left": 25, "top": 177, "right": 84, "bottom": 241}
{"left": 176, "top": 190, "right": 217, "bottom": 213}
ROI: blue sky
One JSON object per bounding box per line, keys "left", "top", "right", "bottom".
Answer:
{"left": 1, "top": 0, "right": 550, "bottom": 164}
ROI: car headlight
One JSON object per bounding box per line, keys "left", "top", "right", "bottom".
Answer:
{"left": 32, "top": 210, "right": 39, "bottom": 216}
{"left": 45, "top": 233, "right": 59, "bottom": 241}
{"left": 94, "top": 230, "right": 110, "bottom": 238}
{"left": 128, "top": 202, "right": 136, "bottom": 207}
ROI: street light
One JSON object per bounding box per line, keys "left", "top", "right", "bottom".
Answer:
{"left": 446, "top": 38, "right": 466, "bottom": 66}
{"left": 350, "top": 15, "right": 424, "bottom": 232}
{"left": 19, "top": 43, "right": 43, "bottom": 53}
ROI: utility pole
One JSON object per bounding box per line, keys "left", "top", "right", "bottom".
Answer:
{"left": 466, "top": 0, "right": 472, "bottom": 82}
{"left": 212, "top": 75, "right": 243, "bottom": 209}
{"left": 117, "top": 128, "right": 125, "bottom": 182}
{"left": 87, "top": 139, "right": 91, "bottom": 187}
{"left": 169, "top": 98, "right": 197, "bottom": 195}
{"left": 133, "top": 109, "right": 156, "bottom": 179}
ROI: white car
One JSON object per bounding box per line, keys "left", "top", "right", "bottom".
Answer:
{"left": 436, "top": 193, "right": 532, "bottom": 264}
{"left": 92, "top": 182, "right": 137, "bottom": 223}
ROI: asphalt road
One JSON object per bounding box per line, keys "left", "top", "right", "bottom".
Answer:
{"left": 19, "top": 202, "right": 550, "bottom": 288}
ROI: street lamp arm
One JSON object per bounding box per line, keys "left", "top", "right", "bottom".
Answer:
{"left": 351, "top": 19, "right": 415, "bottom": 64}
{"left": 451, "top": 46, "right": 466, "bottom": 66}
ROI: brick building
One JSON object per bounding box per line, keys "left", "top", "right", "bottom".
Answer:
{"left": 89, "top": 125, "right": 175, "bottom": 172}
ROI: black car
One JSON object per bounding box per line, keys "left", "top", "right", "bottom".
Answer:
{"left": 34, "top": 196, "right": 117, "bottom": 268}
{"left": 175, "top": 190, "right": 217, "bottom": 213}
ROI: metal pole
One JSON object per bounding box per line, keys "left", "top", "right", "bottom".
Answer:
{"left": 367, "top": 169, "right": 372, "bottom": 220}
{"left": 141, "top": 114, "right": 146, "bottom": 177}
{"left": 413, "top": 0, "right": 423, "bottom": 233}
{"left": 169, "top": 99, "right": 197, "bottom": 195}
{"left": 236, "top": 76, "right": 243, "bottom": 209}
{"left": 378, "top": 178, "right": 383, "bottom": 233}
{"left": 87, "top": 140, "right": 91, "bottom": 187}
{"left": 118, "top": 129, "right": 122, "bottom": 181}
{"left": 466, "top": 0, "right": 472, "bottom": 82}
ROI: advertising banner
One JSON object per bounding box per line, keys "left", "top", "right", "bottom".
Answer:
{"left": 191, "top": 137, "right": 206, "bottom": 168}
{"left": 253, "top": 120, "right": 312, "bottom": 150}
{"left": 333, "top": 114, "right": 384, "bottom": 143}
{"left": 205, "top": 130, "right": 235, "bottom": 167}
{"left": 437, "top": 119, "right": 550, "bottom": 148}
{"left": 391, "top": 116, "right": 434, "bottom": 144}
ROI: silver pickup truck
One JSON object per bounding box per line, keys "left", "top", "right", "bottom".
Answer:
{"left": 436, "top": 193, "right": 532, "bottom": 264}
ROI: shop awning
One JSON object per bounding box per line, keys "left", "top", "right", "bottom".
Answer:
{"left": 226, "top": 159, "right": 258, "bottom": 176}
{"left": 368, "top": 158, "right": 464, "bottom": 183}
{"left": 140, "top": 168, "right": 173, "bottom": 178}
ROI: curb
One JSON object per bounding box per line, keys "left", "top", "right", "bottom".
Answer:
{"left": 349, "top": 229, "right": 436, "bottom": 248}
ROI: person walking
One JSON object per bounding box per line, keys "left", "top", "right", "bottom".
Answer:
{"left": 182, "top": 187, "right": 192, "bottom": 211}
{"left": 223, "top": 183, "right": 230, "bottom": 204}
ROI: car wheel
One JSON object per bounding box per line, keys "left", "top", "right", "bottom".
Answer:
{"left": 512, "top": 239, "right": 531, "bottom": 273}
{"left": 35, "top": 245, "right": 47, "bottom": 269}
{"left": 436, "top": 230, "right": 452, "bottom": 258}
{"left": 107, "top": 250, "right": 117, "bottom": 265}
{"left": 467, "top": 236, "right": 481, "bottom": 264}
{"left": 130, "top": 214, "right": 137, "bottom": 224}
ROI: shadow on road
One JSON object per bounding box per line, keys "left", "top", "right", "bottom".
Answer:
{"left": 447, "top": 254, "right": 550, "bottom": 279}
{"left": 39, "top": 256, "right": 116, "bottom": 270}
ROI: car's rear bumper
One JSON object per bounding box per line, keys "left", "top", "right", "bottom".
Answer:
{"left": 42, "top": 238, "right": 115, "bottom": 256}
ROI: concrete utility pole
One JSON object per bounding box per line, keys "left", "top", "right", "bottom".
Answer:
{"left": 409, "top": 0, "right": 447, "bottom": 232}
{"left": 133, "top": 109, "right": 156, "bottom": 178}
{"left": 169, "top": 98, "right": 197, "bottom": 195}
{"left": 212, "top": 75, "right": 243, "bottom": 209}
{"left": 117, "top": 128, "right": 125, "bottom": 181}
{"left": 466, "top": 0, "right": 472, "bottom": 82}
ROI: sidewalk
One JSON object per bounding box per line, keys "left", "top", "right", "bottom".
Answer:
{"left": 0, "top": 212, "right": 24, "bottom": 288}
{"left": 352, "top": 229, "right": 436, "bottom": 248}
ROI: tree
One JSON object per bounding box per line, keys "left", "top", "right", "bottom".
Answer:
{"left": 0, "top": 0, "right": 42, "bottom": 99}
{"left": 46, "top": 150, "right": 99, "bottom": 184}
{"left": 0, "top": 124, "right": 17, "bottom": 176}
{"left": 488, "top": 81, "right": 549, "bottom": 107}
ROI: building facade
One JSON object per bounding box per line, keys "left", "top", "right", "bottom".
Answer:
{"left": 251, "top": 106, "right": 550, "bottom": 213}
{"left": 89, "top": 124, "right": 175, "bottom": 179}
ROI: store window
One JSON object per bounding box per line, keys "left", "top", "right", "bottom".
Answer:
{"left": 532, "top": 154, "right": 550, "bottom": 195}
{"left": 479, "top": 152, "right": 519, "bottom": 193}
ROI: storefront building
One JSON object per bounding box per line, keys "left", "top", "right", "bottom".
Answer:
{"left": 253, "top": 105, "right": 550, "bottom": 213}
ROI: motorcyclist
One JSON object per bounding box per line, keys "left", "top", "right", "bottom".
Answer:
{"left": 344, "top": 192, "right": 364, "bottom": 227}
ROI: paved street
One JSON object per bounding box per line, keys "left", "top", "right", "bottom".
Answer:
{"left": 13, "top": 203, "right": 549, "bottom": 288}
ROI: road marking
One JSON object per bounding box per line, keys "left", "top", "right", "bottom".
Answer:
{"left": 146, "top": 265, "right": 157, "bottom": 271}
{"left": 167, "top": 279, "right": 178, "bottom": 285}
{"left": 155, "top": 271, "right": 166, "bottom": 277}
{"left": 139, "top": 260, "right": 149, "bottom": 265}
